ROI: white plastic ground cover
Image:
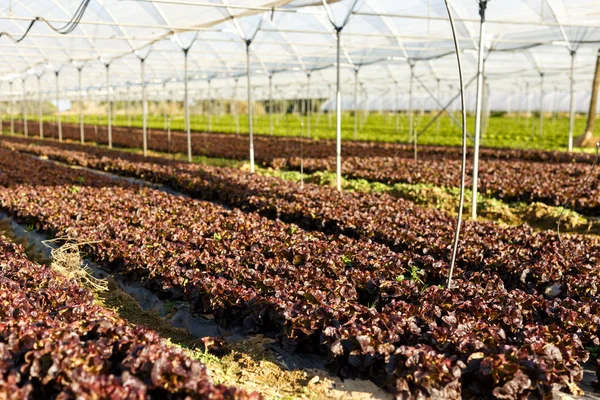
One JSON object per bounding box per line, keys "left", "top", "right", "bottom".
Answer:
{"left": 0, "top": 0, "right": 599, "bottom": 112}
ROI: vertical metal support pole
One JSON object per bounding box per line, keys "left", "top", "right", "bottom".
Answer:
{"left": 78, "top": 67, "right": 84, "bottom": 143}
{"left": 184, "top": 49, "right": 191, "bottom": 162}
{"left": 9, "top": 82, "right": 14, "bottom": 136}
{"left": 307, "top": 73, "right": 311, "bottom": 139}
{"left": 394, "top": 82, "right": 399, "bottom": 133}
{"left": 0, "top": 82, "right": 3, "bottom": 134}
{"left": 413, "top": 75, "right": 419, "bottom": 162}
{"left": 246, "top": 41, "right": 255, "bottom": 173}
{"left": 169, "top": 90, "right": 175, "bottom": 124}
{"left": 539, "top": 72, "right": 544, "bottom": 137}
{"left": 471, "top": 0, "right": 487, "bottom": 221}
{"left": 436, "top": 78, "right": 441, "bottom": 134}
{"left": 55, "top": 71, "right": 62, "bottom": 142}
{"left": 516, "top": 85, "right": 521, "bottom": 124}
{"left": 22, "top": 79, "right": 28, "bottom": 137}
{"left": 208, "top": 80, "right": 213, "bottom": 133}
{"left": 163, "top": 83, "right": 167, "bottom": 131}
{"left": 328, "top": 84, "right": 333, "bottom": 129}
{"left": 127, "top": 85, "right": 131, "bottom": 127}
{"left": 526, "top": 81, "right": 531, "bottom": 130}
{"left": 38, "top": 75, "right": 43, "bottom": 139}
{"left": 408, "top": 65, "right": 414, "bottom": 144}
{"left": 353, "top": 69, "right": 359, "bottom": 141}
{"left": 234, "top": 78, "right": 240, "bottom": 135}
{"left": 335, "top": 28, "right": 343, "bottom": 191}
{"left": 269, "top": 74, "right": 273, "bottom": 135}
{"left": 300, "top": 91, "right": 305, "bottom": 124}
{"left": 568, "top": 51, "right": 576, "bottom": 152}
{"left": 551, "top": 85, "right": 558, "bottom": 128}
{"left": 106, "top": 64, "right": 112, "bottom": 149}
{"left": 168, "top": 116, "right": 172, "bottom": 153}
{"left": 482, "top": 77, "right": 490, "bottom": 137}
{"left": 141, "top": 59, "right": 148, "bottom": 157}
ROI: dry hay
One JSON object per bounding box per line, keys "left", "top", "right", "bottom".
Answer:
{"left": 43, "top": 237, "right": 108, "bottom": 292}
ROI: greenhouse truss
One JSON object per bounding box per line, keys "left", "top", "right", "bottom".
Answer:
{"left": 2, "top": 0, "right": 600, "bottom": 109}
{"left": 1, "top": 0, "right": 600, "bottom": 187}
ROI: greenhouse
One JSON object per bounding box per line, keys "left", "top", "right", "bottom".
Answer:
{"left": 0, "top": 0, "right": 600, "bottom": 399}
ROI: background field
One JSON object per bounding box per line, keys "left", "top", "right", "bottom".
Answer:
{"left": 6, "top": 110, "right": 592, "bottom": 152}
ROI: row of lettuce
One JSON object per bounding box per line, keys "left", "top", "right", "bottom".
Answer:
{"left": 10, "top": 120, "right": 598, "bottom": 165}
{"left": 0, "top": 232, "right": 258, "bottom": 398}
{"left": 8, "top": 122, "right": 600, "bottom": 217}
{"left": 0, "top": 141, "right": 599, "bottom": 398}
{"left": 281, "top": 155, "right": 600, "bottom": 216}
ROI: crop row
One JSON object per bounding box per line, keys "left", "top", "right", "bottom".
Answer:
{"left": 1, "top": 144, "right": 599, "bottom": 398}
{"left": 282, "top": 155, "right": 600, "bottom": 216}
{"left": 3, "top": 136, "right": 599, "bottom": 285}
{"left": 9, "top": 120, "right": 598, "bottom": 165}
{"left": 0, "top": 232, "right": 257, "bottom": 399}
{"left": 9, "top": 123, "right": 600, "bottom": 216}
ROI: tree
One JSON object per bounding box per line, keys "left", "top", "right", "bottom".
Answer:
{"left": 576, "top": 48, "right": 600, "bottom": 147}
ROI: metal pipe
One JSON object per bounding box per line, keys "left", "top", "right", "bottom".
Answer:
{"left": 328, "top": 84, "right": 333, "bottom": 129}
{"left": 167, "top": 116, "right": 172, "bottom": 153}
{"left": 141, "top": 59, "right": 147, "bottom": 156}
{"left": 78, "top": 67, "right": 84, "bottom": 143}
{"left": 269, "top": 74, "right": 273, "bottom": 135}
{"left": 516, "top": 85, "right": 521, "bottom": 124}
{"left": 307, "top": 73, "right": 311, "bottom": 139}
{"left": 55, "top": 71, "right": 62, "bottom": 142}
{"left": 436, "top": 78, "right": 441, "bottom": 134}
{"left": 127, "top": 84, "right": 131, "bottom": 127}
{"left": 106, "top": 64, "right": 112, "bottom": 149}
{"left": 413, "top": 75, "right": 418, "bottom": 163}
{"left": 539, "top": 72, "right": 544, "bottom": 137}
{"left": 184, "top": 49, "right": 191, "bottom": 162}
{"left": 408, "top": 64, "right": 414, "bottom": 144}
{"left": 335, "top": 28, "right": 342, "bottom": 191}
{"left": 443, "top": 0, "right": 468, "bottom": 290}
{"left": 413, "top": 74, "right": 465, "bottom": 132}
{"left": 354, "top": 69, "right": 359, "bottom": 141}
{"left": 234, "top": 78, "right": 240, "bottom": 135}
{"left": 394, "top": 82, "right": 399, "bottom": 133}
{"left": 471, "top": 0, "right": 487, "bottom": 221}
{"left": 246, "top": 41, "right": 255, "bottom": 173}
{"left": 568, "top": 51, "right": 576, "bottom": 152}
{"left": 208, "top": 80, "right": 213, "bottom": 133}
{"left": 551, "top": 85, "right": 559, "bottom": 128}
{"left": 0, "top": 83, "right": 3, "bottom": 134}
{"left": 9, "top": 82, "right": 13, "bottom": 136}
{"left": 38, "top": 75, "right": 43, "bottom": 139}
{"left": 525, "top": 81, "right": 531, "bottom": 130}
{"left": 0, "top": 83, "right": 2, "bottom": 134}
{"left": 163, "top": 83, "right": 168, "bottom": 131}
{"left": 22, "top": 79, "right": 28, "bottom": 137}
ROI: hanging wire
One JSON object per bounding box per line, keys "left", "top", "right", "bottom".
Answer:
{"left": 557, "top": 142, "right": 600, "bottom": 246}
{"left": 0, "top": 0, "right": 91, "bottom": 43}
{"left": 444, "top": 0, "right": 468, "bottom": 290}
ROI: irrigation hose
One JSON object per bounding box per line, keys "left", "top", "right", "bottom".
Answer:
{"left": 444, "top": 0, "right": 468, "bottom": 290}
{"left": 0, "top": 0, "right": 91, "bottom": 43}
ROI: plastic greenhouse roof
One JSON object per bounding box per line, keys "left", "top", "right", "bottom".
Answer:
{"left": 1, "top": 0, "right": 600, "bottom": 111}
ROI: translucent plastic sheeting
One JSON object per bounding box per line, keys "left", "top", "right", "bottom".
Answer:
{"left": 0, "top": 0, "right": 599, "bottom": 112}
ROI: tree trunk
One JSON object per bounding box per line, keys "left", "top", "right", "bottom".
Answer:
{"left": 576, "top": 48, "right": 600, "bottom": 147}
